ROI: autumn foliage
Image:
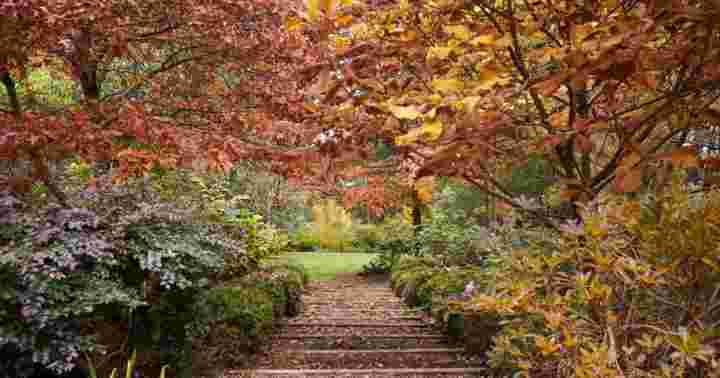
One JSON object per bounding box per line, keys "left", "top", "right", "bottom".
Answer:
{"left": 294, "top": 0, "right": 720, "bottom": 220}
{"left": 461, "top": 178, "right": 720, "bottom": 377}
{"left": 4, "top": 0, "right": 720, "bottom": 375}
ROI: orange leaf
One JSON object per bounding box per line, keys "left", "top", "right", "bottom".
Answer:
{"left": 655, "top": 147, "right": 699, "bottom": 168}
{"left": 614, "top": 168, "right": 642, "bottom": 193}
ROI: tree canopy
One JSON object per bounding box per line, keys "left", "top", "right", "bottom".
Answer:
{"left": 3, "top": 0, "right": 720, "bottom": 218}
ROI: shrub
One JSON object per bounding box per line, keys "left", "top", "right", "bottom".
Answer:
{"left": 0, "top": 185, "right": 244, "bottom": 375}
{"left": 0, "top": 201, "right": 143, "bottom": 374}
{"left": 207, "top": 286, "right": 275, "bottom": 341}
{"left": 199, "top": 263, "right": 306, "bottom": 372}
{"left": 221, "top": 208, "right": 289, "bottom": 267}
{"left": 469, "top": 180, "right": 720, "bottom": 378}
{"left": 289, "top": 226, "right": 322, "bottom": 251}
{"left": 305, "top": 199, "right": 356, "bottom": 252}
{"left": 363, "top": 212, "right": 493, "bottom": 273}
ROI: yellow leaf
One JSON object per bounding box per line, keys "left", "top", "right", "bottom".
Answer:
{"left": 388, "top": 104, "right": 422, "bottom": 120}
{"left": 445, "top": 25, "right": 472, "bottom": 41}
{"left": 286, "top": 16, "right": 305, "bottom": 31}
{"left": 396, "top": 128, "right": 423, "bottom": 145}
{"left": 702, "top": 257, "right": 720, "bottom": 272}
{"left": 307, "top": 0, "right": 320, "bottom": 20}
{"left": 432, "top": 78, "right": 465, "bottom": 94}
{"left": 461, "top": 96, "right": 482, "bottom": 111}
{"left": 475, "top": 67, "right": 503, "bottom": 90}
{"left": 321, "top": 0, "right": 336, "bottom": 12}
{"left": 399, "top": 30, "right": 418, "bottom": 42}
{"left": 428, "top": 94, "right": 443, "bottom": 104}
{"left": 469, "top": 34, "right": 495, "bottom": 47}
{"left": 422, "top": 119, "right": 443, "bottom": 140}
{"left": 350, "top": 23, "right": 369, "bottom": 38}
{"left": 425, "top": 107, "right": 437, "bottom": 120}
{"left": 333, "top": 35, "right": 352, "bottom": 50}
{"left": 395, "top": 119, "right": 444, "bottom": 145}
{"left": 427, "top": 46, "right": 453, "bottom": 61}
{"left": 340, "top": 0, "right": 354, "bottom": 4}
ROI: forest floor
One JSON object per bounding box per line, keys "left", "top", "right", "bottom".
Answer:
{"left": 226, "top": 272, "right": 488, "bottom": 377}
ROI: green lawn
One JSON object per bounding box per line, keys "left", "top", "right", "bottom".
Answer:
{"left": 268, "top": 252, "right": 377, "bottom": 281}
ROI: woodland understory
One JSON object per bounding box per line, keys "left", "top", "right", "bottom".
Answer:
{"left": 3, "top": 0, "right": 720, "bottom": 377}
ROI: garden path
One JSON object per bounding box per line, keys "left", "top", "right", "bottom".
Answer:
{"left": 226, "top": 273, "right": 487, "bottom": 377}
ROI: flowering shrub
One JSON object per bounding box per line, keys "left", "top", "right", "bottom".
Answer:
{"left": 0, "top": 185, "right": 244, "bottom": 375}
{"left": 466, "top": 180, "right": 720, "bottom": 378}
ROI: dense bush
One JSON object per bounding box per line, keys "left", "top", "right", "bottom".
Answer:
{"left": 467, "top": 180, "right": 720, "bottom": 377}
{"left": 390, "top": 256, "right": 489, "bottom": 310}
{"left": 0, "top": 186, "right": 246, "bottom": 376}
{"left": 198, "top": 264, "right": 306, "bottom": 372}
{"left": 363, "top": 212, "right": 492, "bottom": 273}
{"left": 221, "top": 207, "right": 289, "bottom": 275}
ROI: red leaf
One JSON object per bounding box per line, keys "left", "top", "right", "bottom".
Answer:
{"left": 544, "top": 135, "right": 563, "bottom": 147}
{"left": 575, "top": 134, "right": 593, "bottom": 153}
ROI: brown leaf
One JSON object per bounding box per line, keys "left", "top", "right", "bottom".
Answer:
{"left": 614, "top": 168, "right": 642, "bottom": 193}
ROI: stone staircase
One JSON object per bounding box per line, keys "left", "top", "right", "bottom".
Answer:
{"left": 225, "top": 274, "right": 487, "bottom": 377}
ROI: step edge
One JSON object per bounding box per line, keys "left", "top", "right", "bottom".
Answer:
{"left": 283, "top": 323, "right": 431, "bottom": 327}
{"left": 274, "top": 335, "right": 446, "bottom": 339}
{"left": 274, "top": 348, "right": 466, "bottom": 354}
{"left": 229, "top": 368, "right": 488, "bottom": 374}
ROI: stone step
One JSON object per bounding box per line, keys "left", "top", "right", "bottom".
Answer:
{"left": 287, "top": 314, "right": 423, "bottom": 324}
{"left": 255, "top": 348, "right": 481, "bottom": 369}
{"left": 302, "top": 308, "right": 421, "bottom": 315}
{"left": 304, "top": 303, "right": 406, "bottom": 310}
{"left": 306, "top": 286, "right": 391, "bottom": 290}
{"left": 305, "top": 297, "right": 401, "bottom": 302}
{"left": 279, "top": 325, "right": 439, "bottom": 338}
{"left": 307, "top": 290, "right": 394, "bottom": 294}
{"left": 283, "top": 322, "right": 429, "bottom": 328}
{"left": 304, "top": 300, "right": 403, "bottom": 305}
{"left": 272, "top": 335, "right": 451, "bottom": 350}
{"left": 229, "top": 368, "right": 489, "bottom": 377}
